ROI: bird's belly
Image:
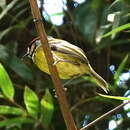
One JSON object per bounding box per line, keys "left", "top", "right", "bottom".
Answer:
{"left": 33, "top": 47, "right": 88, "bottom": 79}
{"left": 56, "top": 62, "right": 84, "bottom": 79}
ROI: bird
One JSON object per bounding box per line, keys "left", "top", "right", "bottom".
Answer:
{"left": 25, "top": 36, "right": 109, "bottom": 93}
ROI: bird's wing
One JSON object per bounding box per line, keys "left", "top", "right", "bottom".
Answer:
{"left": 49, "top": 39, "right": 89, "bottom": 63}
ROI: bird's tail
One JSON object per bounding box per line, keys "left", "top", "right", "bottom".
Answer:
{"left": 88, "top": 64, "right": 109, "bottom": 93}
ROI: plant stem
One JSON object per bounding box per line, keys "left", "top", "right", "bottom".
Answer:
{"left": 80, "top": 100, "right": 130, "bottom": 130}
{"left": 28, "top": 0, "right": 77, "bottom": 129}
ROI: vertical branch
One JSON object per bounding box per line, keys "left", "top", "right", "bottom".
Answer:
{"left": 28, "top": 0, "right": 77, "bottom": 130}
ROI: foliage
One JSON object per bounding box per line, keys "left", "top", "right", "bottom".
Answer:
{"left": 0, "top": 63, "right": 54, "bottom": 129}
{"left": 0, "top": 0, "right": 130, "bottom": 129}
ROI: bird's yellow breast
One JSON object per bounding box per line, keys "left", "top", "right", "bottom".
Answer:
{"left": 32, "top": 46, "right": 89, "bottom": 79}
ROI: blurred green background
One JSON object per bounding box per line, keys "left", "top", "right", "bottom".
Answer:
{"left": 0, "top": 0, "right": 130, "bottom": 129}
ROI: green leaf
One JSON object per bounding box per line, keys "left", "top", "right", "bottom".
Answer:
{"left": 0, "top": 63, "right": 14, "bottom": 100}
{"left": 98, "top": 93, "right": 130, "bottom": 101}
{"left": 111, "top": 12, "right": 121, "bottom": 39}
{"left": 0, "top": 117, "right": 33, "bottom": 127}
{"left": 114, "top": 54, "right": 129, "bottom": 85}
{"left": 40, "top": 89, "right": 54, "bottom": 127}
{"left": 103, "top": 23, "right": 130, "bottom": 37}
{"left": 24, "top": 86, "right": 39, "bottom": 118}
{"left": 0, "top": 105, "right": 26, "bottom": 115}
{"left": 0, "top": 44, "right": 33, "bottom": 81}
{"left": 75, "top": 1, "right": 97, "bottom": 43}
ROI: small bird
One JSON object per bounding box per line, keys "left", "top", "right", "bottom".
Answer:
{"left": 26, "top": 36, "right": 109, "bottom": 93}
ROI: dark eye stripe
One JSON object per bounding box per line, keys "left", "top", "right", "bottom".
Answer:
{"left": 27, "top": 37, "right": 40, "bottom": 58}
{"left": 29, "top": 37, "right": 40, "bottom": 46}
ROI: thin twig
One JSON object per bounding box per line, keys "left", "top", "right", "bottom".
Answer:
{"left": 28, "top": 0, "right": 77, "bottom": 130}
{"left": 80, "top": 100, "right": 130, "bottom": 130}
{"left": 0, "top": 0, "right": 18, "bottom": 20}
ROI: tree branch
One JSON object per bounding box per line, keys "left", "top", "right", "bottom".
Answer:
{"left": 80, "top": 100, "right": 130, "bottom": 130}
{"left": 28, "top": 0, "right": 77, "bottom": 129}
